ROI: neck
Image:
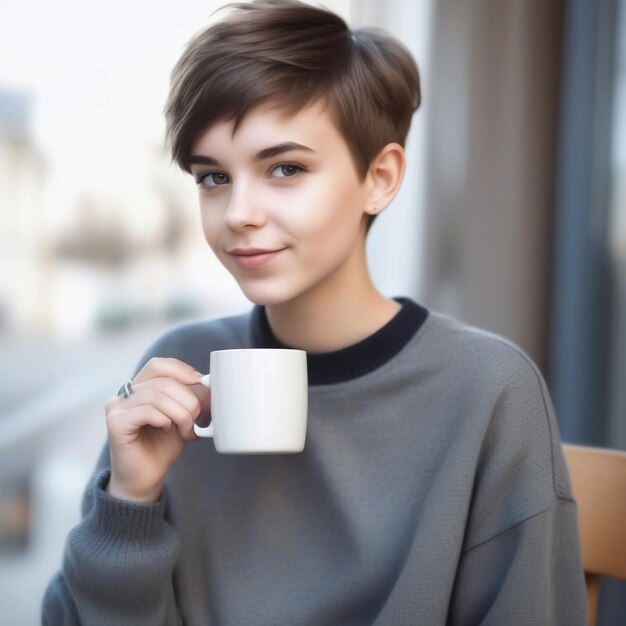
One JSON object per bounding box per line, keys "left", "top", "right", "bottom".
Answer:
{"left": 251, "top": 296, "right": 429, "bottom": 385}
{"left": 264, "top": 246, "right": 401, "bottom": 353}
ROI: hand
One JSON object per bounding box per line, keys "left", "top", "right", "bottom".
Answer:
{"left": 105, "top": 357, "right": 210, "bottom": 503}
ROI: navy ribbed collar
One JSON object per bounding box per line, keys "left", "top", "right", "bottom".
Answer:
{"left": 250, "top": 296, "right": 429, "bottom": 385}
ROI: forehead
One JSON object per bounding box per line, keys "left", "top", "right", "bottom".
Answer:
{"left": 190, "top": 99, "right": 346, "bottom": 157}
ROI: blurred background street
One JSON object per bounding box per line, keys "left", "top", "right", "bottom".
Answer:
{"left": 0, "top": 324, "right": 157, "bottom": 625}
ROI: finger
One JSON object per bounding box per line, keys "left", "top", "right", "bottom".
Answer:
{"left": 110, "top": 378, "right": 206, "bottom": 441}
{"left": 157, "top": 378, "right": 207, "bottom": 418}
{"left": 189, "top": 382, "right": 212, "bottom": 426}
{"left": 107, "top": 405, "right": 172, "bottom": 440}
{"left": 156, "top": 380, "right": 210, "bottom": 433}
{"left": 125, "top": 377, "right": 203, "bottom": 417}
{"left": 133, "top": 357, "right": 204, "bottom": 387}
{"left": 109, "top": 386, "right": 197, "bottom": 441}
{"left": 135, "top": 388, "right": 197, "bottom": 441}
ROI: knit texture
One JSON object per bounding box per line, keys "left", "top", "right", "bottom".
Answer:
{"left": 42, "top": 297, "right": 587, "bottom": 625}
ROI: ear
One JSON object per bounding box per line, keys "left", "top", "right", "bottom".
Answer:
{"left": 364, "top": 143, "right": 406, "bottom": 216}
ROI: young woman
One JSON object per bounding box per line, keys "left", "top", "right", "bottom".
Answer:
{"left": 43, "top": 1, "right": 587, "bottom": 624}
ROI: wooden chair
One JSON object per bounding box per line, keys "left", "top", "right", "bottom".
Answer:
{"left": 562, "top": 443, "right": 626, "bottom": 626}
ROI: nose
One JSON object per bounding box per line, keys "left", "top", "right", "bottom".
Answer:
{"left": 223, "top": 179, "right": 267, "bottom": 231}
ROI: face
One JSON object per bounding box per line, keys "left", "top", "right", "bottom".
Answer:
{"left": 189, "top": 100, "right": 372, "bottom": 307}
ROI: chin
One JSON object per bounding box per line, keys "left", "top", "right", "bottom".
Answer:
{"left": 236, "top": 278, "right": 308, "bottom": 308}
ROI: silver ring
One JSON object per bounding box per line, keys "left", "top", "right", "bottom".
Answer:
{"left": 117, "top": 380, "right": 134, "bottom": 399}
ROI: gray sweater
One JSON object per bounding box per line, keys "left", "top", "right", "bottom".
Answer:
{"left": 42, "top": 297, "right": 587, "bottom": 625}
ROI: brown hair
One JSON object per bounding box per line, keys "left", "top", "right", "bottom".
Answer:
{"left": 164, "top": 0, "right": 421, "bottom": 233}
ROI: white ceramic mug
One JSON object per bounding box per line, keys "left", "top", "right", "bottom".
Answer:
{"left": 195, "top": 348, "right": 308, "bottom": 454}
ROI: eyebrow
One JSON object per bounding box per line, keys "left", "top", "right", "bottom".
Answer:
{"left": 189, "top": 141, "right": 315, "bottom": 167}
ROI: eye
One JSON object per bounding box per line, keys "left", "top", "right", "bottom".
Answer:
{"left": 269, "top": 163, "right": 305, "bottom": 178}
{"left": 195, "top": 172, "right": 230, "bottom": 189}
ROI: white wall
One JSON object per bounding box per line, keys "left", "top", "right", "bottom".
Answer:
{"left": 351, "top": 0, "right": 435, "bottom": 301}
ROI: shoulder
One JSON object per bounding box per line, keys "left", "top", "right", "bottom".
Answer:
{"left": 420, "top": 311, "right": 547, "bottom": 396}
{"left": 131, "top": 307, "right": 253, "bottom": 375}
{"left": 427, "top": 308, "right": 558, "bottom": 440}
{"left": 421, "top": 311, "right": 573, "bottom": 544}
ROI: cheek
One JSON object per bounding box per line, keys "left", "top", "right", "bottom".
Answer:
{"left": 199, "top": 205, "right": 222, "bottom": 250}
{"left": 288, "top": 185, "right": 364, "bottom": 251}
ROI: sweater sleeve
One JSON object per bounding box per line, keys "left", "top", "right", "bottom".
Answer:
{"left": 448, "top": 343, "right": 588, "bottom": 625}
{"left": 447, "top": 498, "right": 586, "bottom": 625}
{"left": 41, "top": 328, "right": 194, "bottom": 625}
{"left": 40, "top": 315, "right": 250, "bottom": 623}
{"left": 41, "top": 462, "right": 182, "bottom": 626}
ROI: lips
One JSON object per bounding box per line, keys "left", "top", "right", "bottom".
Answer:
{"left": 229, "top": 247, "right": 279, "bottom": 255}
{"left": 230, "top": 247, "right": 287, "bottom": 270}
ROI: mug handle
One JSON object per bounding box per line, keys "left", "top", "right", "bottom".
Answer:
{"left": 194, "top": 374, "right": 214, "bottom": 438}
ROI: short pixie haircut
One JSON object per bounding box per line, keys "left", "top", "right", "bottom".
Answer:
{"left": 164, "top": 0, "right": 421, "bottom": 232}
